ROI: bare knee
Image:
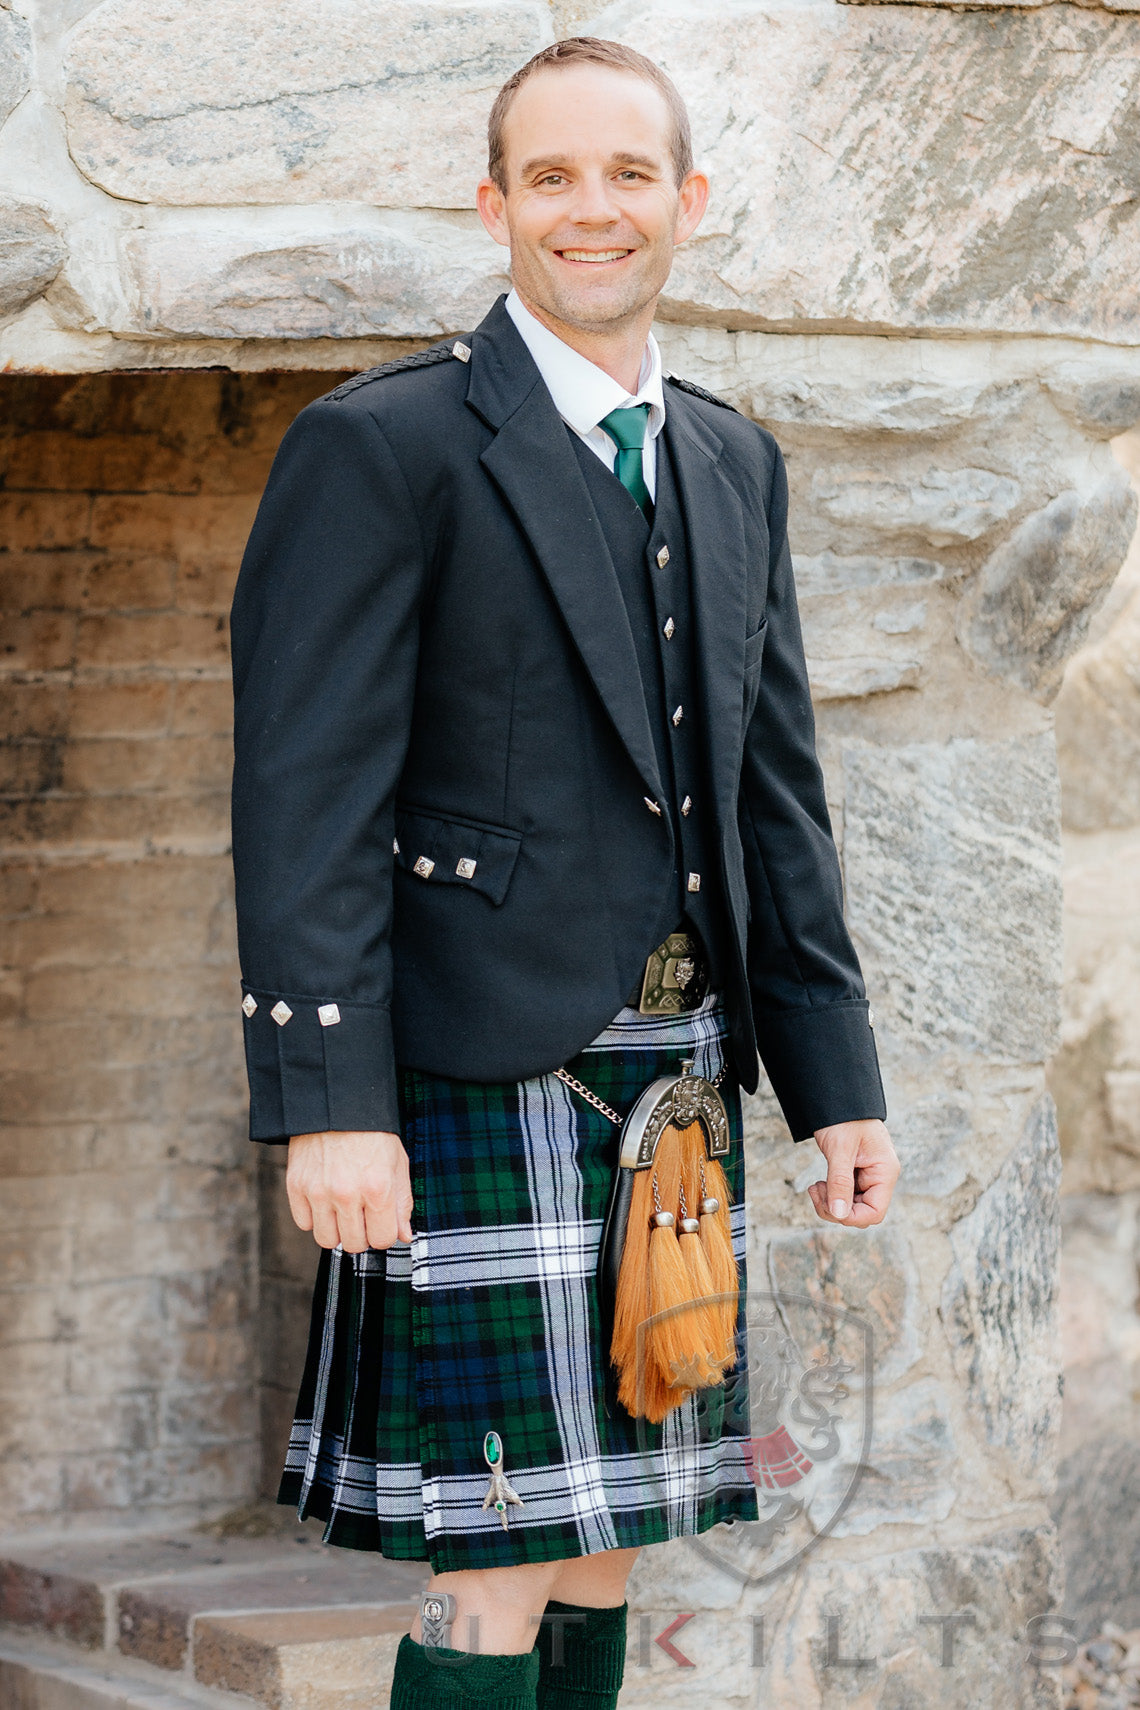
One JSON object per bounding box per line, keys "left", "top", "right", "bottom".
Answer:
{"left": 548, "top": 1546, "right": 640, "bottom": 1607}
{"left": 410, "top": 1558, "right": 565, "bottom": 1654}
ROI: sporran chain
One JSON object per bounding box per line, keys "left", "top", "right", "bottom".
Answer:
{"left": 554, "top": 1062, "right": 726, "bottom": 1127}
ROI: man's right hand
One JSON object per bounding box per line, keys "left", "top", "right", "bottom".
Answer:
{"left": 286, "top": 1130, "right": 413, "bottom": 1252}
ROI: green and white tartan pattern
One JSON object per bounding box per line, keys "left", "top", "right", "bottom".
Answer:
{"left": 278, "top": 995, "right": 760, "bottom": 1572}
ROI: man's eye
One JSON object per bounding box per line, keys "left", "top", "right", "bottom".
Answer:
{"left": 539, "top": 174, "right": 565, "bottom": 186}
{"left": 617, "top": 171, "right": 646, "bottom": 182}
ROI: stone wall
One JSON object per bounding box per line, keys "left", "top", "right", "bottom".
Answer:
{"left": 3, "top": 0, "right": 1140, "bottom": 1704}
{"left": 1048, "top": 432, "right": 1140, "bottom": 1637}
{"left": 0, "top": 370, "right": 344, "bottom": 1529}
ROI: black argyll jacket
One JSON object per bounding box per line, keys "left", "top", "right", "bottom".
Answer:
{"left": 230, "top": 296, "right": 886, "bottom": 1144}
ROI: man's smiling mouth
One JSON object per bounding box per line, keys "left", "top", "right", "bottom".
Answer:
{"left": 557, "top": 248, "right": 634, "bottom": 263}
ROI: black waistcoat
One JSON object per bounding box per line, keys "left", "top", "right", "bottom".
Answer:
{"left": 568, "top": 422, "right": 730, "bottom": 985}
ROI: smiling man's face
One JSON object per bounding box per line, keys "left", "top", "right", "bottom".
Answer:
{"left": 477, "top": 63, "right": 707, "bottom": 339}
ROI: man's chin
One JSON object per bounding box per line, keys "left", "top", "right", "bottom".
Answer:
{"left": 537, "top": 281, "right": 659, "bottom": 334}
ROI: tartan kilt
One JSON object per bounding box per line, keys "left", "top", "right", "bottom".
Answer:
{"left": 277, "top": 994, "right": 760, "bottom": 1573}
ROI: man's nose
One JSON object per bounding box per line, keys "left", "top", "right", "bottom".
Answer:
{"left": 567, "top": 173, "right": 623, "bottom": 226}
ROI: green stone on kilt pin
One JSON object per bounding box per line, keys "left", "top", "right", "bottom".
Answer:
{"left": 482, "top": 1431, "right": 523, "bottom": 1530}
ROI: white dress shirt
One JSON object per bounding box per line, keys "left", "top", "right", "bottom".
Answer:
{"left": 505, "top": 288, "right": 666, "bottom": 501}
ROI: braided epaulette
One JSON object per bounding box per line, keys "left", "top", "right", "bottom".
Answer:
{"left": 327, "top": 340, "right": 469, "bottom": 401}
{"left": 665, "top": 373, "right": 740, "bottom": 414}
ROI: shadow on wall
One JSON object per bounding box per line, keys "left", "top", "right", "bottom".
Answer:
{"left": 1048, "top": 428, "right": 1140, "bottom": 1637}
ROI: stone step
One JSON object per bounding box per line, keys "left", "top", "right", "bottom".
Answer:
{"left": 0, "top": 1520, "right": 428, "bottom": 1708}
{"left": 0, "top": 1626, "right": 260, "bottom": 1710}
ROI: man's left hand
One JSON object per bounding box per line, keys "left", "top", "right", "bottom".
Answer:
{"left": 808, "top": 1120, "right": 899, "bottom": 1227}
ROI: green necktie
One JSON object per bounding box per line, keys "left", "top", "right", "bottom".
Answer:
{"left": 600, "top": 405, "right": 651, "bottom": 516}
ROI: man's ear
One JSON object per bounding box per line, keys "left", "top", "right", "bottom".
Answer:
{"left": 477, "top": 178, "right": 511, "bottom": 249}
{"left": 674, "top": 170, "right": 710, "bottom": 246}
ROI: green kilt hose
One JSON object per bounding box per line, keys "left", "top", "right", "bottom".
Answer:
{"left": 278, "top": 994, "right": 760, "bottom": 1572}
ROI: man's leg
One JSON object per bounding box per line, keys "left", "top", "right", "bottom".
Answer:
{"left": 534, "top": 1548, "right": 639, "bottom": 1709}
{"left": 390, "top": 1550, "right": 638, "bottom": 1706}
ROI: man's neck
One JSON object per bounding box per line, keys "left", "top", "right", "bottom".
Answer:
{"left": 513, "top": 289, "right": 654, "bottom": 394}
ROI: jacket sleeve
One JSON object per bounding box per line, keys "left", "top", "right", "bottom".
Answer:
{"left": 230, "top": 397, "right": 426, "bottom": 1142}
{"left": 738, "top": 439, "right": 887, "bottom": 1141}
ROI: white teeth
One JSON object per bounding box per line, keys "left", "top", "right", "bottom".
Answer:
{"left": 560, "top": 249, "right": 630, "bottom": 262}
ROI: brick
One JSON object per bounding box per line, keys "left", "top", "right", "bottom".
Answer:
{"left": 0, "top": 969, "right": 25, "bottom": 1021}
{"left": 169, "top": 679, "right": 232, "bottom": 737}
{"left": 36, "top": 855, "right": 227, "bottom": 914}
{"left": 0, "top": 1227, "right": 73, "bottom": 1286}
{"left": 0, "top": 682, "right": 70, "bottom": 739}
{"left": 0, "top": 792, "right": 231, "bottom": 855}
{"left": 0, "top": 1391, "right": 157, "bottom": 1459}
{"left": 0, "top": 1455, "right": 66, "bottom": 1518}
{"left": 174, "top": 558, "right": 239, "bottom": 615}
{"left": 0, "top": 553, "right": 98, "bottom": 612}
{"left": 64, "top": 1442, "right": 255, "bottom": 1512}
{"left": 3, "top": 431, "right": 199, "bottom": 495}
{"left": 84, "top": 556, "right": 178, "bottom": 612}
{"left": 0, "top": 741, "right": 63, "bottom": 795}
{"left": 161, "top": 1269, "right": 252, "bottom": 1337}
{"left": 0, "top": 610, "right": 78, "bottom": 670}
{"left": 0, "top": 493, "right": 92, "bottom": 549}
{"left": 59, "top": 734, "right": 229, "bottom": 796}
{"left": 75, "top": 612, "right": 229, "bottom": 671}
{"left": 68, "top": 681, "right": 172, "bottom": 739}
{"left": 72, "top": 1214, "right": 249, "bottom": 1284}
{"left": 0, "top": 1124, "right": 96, "bottom": 1177}
{"left": 193, "top": 1607, "right": 411, "bottom": 1707}
{"left": 25, "top": 964, "right": 234, "bottom": 1023}
{"left": 158, "top": 1384, "right": 256, "bottom": 1449}
{"left": 0, "top": 867, "right": 38, "bottom": 916}
{"left": 89, "top": 495, "right": 256, "bottom": 555}
{"left": 0, "top": 1557, "right": 106, "bottom": 1648}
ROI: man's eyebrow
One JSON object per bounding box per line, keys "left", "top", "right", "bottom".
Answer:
{"left": 517, "top": 152, "right": 665, "bottom": 178}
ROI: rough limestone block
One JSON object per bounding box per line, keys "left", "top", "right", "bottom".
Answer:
{"left": 0, "top": 204, "right": 64, "bottom": 322}
{"left": 629, "top": 1, "right": 1140, "bottom": 340}
{"left": 804, "top": 1376, "right": 958, "bottom": 1537}
{"left": 842, "top": 736, "right": 1062, "bottom": 1062}
{"left": 64, "top": 0, "right": 550, "bottom": 208}
{"left": 940, "top": 1098, "right": 1062, "bottom": 1488}
{"left": 959, "top": 469, "right": 1138, "bottom": 700}
{"left": 123, "top": 220, "right": 507, "bottom": 340}
{"left": 765, "top": 1224, "right": 920, "bottom": 1386}
{"left": 810, "top": 467, "right": 1021, "bottom": 549}
{"left": 760, "top": 1527, "right": 1063, "bottom": 1709}
{"left": 0, "top": 8, "right": 29, "bottom": 132}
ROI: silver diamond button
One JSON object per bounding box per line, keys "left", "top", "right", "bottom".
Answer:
{"left": 663, "top": 617, "right": 675, "bottom": 640}
{"left": 656, "top": 545, "right": 670, "bottom": 568}
{"left": 393, "top": 838, "right": 400, "bottom": 855}
{"left": 868, "top": 1007, "right": 876, "bottom": 1030}
{"left": 456, "top": 857, "right": 477, "bottom": 879}
{"left": 687, "top": 872, "right": 701, "bottom": 893}
{"left": 413, "top": 856, "right": 435, "bottom": 878}
{"left": 271, "top": 1001, "right": 293, "bottom": 1026}
{"left": 672, "top": 705, "right": 683, "bottom": 726}
{"left": 452, "top": 341, "right": 471, "bottom": 363}
{"left": 241, "top": 993, "right": 258, "bottom": 1018}
{"left": 644, "top": 797, "right": 662, "bottom": 816}
{"left": 318, "top": 1003, "right": 341, "bottom": 1027}
{"left": 681, "top": 795, "right": 692, "bottom": 816}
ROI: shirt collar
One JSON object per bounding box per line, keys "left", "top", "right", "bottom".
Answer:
{"left": 505, "top": 288, "right": 666, "bottom": 442}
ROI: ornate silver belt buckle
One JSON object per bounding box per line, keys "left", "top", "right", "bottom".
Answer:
{"left": 637, "top": 931, "right": 708, "bottom": 1016}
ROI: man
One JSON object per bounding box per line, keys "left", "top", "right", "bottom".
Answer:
{"left": 231, "top": 36, "right": 899, "bottom": 1710}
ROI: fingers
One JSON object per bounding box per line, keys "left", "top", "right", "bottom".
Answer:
{"left": 286, "top": 1131, "right": 414, "bottom": 1252}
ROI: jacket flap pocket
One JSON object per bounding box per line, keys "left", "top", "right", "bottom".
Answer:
{"left": 743, "top": 615, "right": 768, "bottom": 673}
{"left": 394, "top": 807, "right": 522, "bottom": 906}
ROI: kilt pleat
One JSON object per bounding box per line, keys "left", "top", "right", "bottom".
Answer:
{"left": 277, "top": 995, "right": 760, "bottom": 1572}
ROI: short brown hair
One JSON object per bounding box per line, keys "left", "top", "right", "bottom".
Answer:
{"left": 487, "top": 38, "right": 694, "bottom": 192}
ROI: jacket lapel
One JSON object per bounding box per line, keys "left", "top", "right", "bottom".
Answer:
{"left": 662, "top": 390, "right": 749, "bottom": 826}
{"left": 467, "top": 300, "right": 665, "bottom": 802}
